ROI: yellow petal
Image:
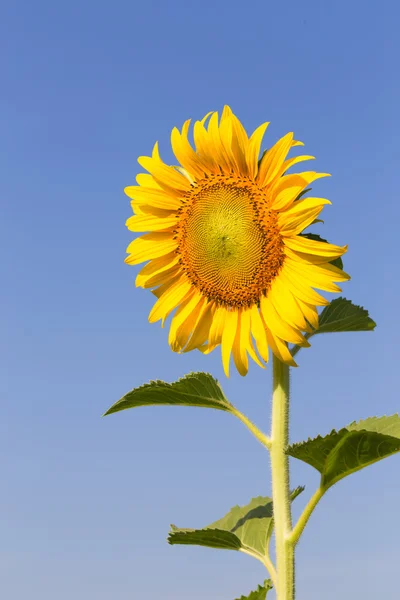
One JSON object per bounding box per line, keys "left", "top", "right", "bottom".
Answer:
{"left": 135, "top": 252, "right": 180, "bottom": 288}
{"left": 247, "top": 122, "right": 270, "bottom": 179}
{"left": 280, "top": 265, "right": 329, "bottom": 306}
{"left": 125, "top": 186, "right": 182, "bottom": 210}
{"left": 284, "top": 235, "right": 347, "bottom": 259}
{"left": 250, "top": 305, "right": 270, "bottom": 363}
{"left": 129, "top": 203, "right": 177, "bottom": 218}
{"left": 207, "top": 111, "right": 232, "bottom": 173}
{"left": 135, "top": 173, "right": 162, "bottom": 189}
{"left": 281, "top": 155, "right": 315, "bottom": 174}
{"left": 125, "top": 232, "right": 177, "bottom": 265}
{"left": 247, "top": 337, "right": 265, "bottom": 369}
{"left": 294, "top": 297, "right": 319, "bottom": 330}
{"left": 288, "top": 261, "right": 349, "bottom": 292}
{"left": 260, "top": 296, "right": 308, "bottom": 346}
{"left": 240, "top": 308, "right": 264, "bottom": 369}
{"left": 257, "top": 132, "right": 294, "bottom": 187}
{"left": 268, "top": 277, "right": 308, "bottom": 332}
{"left": 138, "top": 155, "right": 191, "bottom": 193}
{"left": 193, "top": 118, "right": 219, "bottom": 173}
{"left": 279, "top": 198, "right": 331, "bottom": 236}
{"left": 171, "top": 121, "right": 207, "bottom": 180}
{"left": 221, "top": 310, "right": 239, "bottom": 377}
{"left": 126, "top": 213, "right": 178, "bottom": 232}
{"left": 232, "top": 311, "right": 249, "bottom": 376}
{"left": 265, "top": 328, "right": 297, "bottom": 367}
{"left": 270, "top": 172, "right": 330, "bottom": 211}
{"left": 208, "top": 305, "right": 226, "bottom": 348}
{"left": 149, "top": 276, "right": 192, "bottom": 325}
{"left": 138, "top": 265, "right": 179, "bottom": 290}
{"left": 221, "top": 105, "right": 249, "bottom": 174}
{"left": 219, "top": 116, "right": 240, "bottom": 174}
{"left": 168, "top": 292, "right": 203, "bottom": 351}
{"left": 184, "top": 300, "right": 215, "bottom": 352}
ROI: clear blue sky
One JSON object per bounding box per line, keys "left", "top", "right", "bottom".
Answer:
{"left": 1, "top": 1, "right": 398, "bottom": 598}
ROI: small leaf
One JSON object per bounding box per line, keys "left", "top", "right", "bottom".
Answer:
{"left": 288, "top": 415, "right": 400, "bottom": 490}
{"left": 296, "top": 187, "right": 312, "bottom": 201}
{"left": 300, "top": 233, "right": 343, "bottom": 269}
{"left": 168, "top": 487, "right": 304, "bottom": 561}
{"left": 234, "top": 580, "right": 273, "bottom": 600}
{"left": 104, "top": 372, "right": 233, "bottom": 416}
{"left": 316, "top": 297, "right": 376, "bottom": 334}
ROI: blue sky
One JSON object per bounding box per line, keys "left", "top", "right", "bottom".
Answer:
{"left": 1, "top": 0, "right": 398, "bottom": 598}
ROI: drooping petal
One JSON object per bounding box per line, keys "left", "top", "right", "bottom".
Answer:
{"left": 241, "top": 308, "right": 265, "bottom": 369}
{"left": 264, "top": 328, "right": 297, "bottom": 367}
{"left": 135, "top": 252, "right": 179, "bottom": 288}
{"left": 232, "top": 311, "right": 249, "bottom": 376}
{"left": 267, "top": 276, "right": 309, "bottom": 332}
{"left": 184, "top": 301, "right": 215, "bottom": 353}
{"left": 250, "top": 305, "right": 270, "bottom": 363}
{"left": 260, "top": 296, "right": 308, "bottom": 346}
{"left": 221, "top": 309, "right": 239, "bottom": 377}
{"left": 168, "top": 292, "right": 204, "bottom": 351}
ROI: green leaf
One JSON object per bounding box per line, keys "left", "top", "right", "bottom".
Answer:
{"left": 291, "top": 297, "right": 376, "bottom": 358}
{"left": 234, "top": 580, "right": 273, "bottom": 600}
{"left": 168, "top": 487, "right": 304, "bottom": 560}
{"left": 104, "top": 372, "right": 233, "bottom": 416}
{"left": 288, "top": 415, "right": 400, "bottom": 490}
{"left": 296, "top": 187, "right": 312, "bottom": 201}
{"left": 316, "top": 297, "right": 376, "bottom": 334}
{"left": 299, "top": 233, "right": 343, "bottom": 269}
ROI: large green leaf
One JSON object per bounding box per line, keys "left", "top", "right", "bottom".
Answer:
{"left": 288, "top": 415, "right": 400, "bottom": 489}
{"left": 234, "top": 580, "right": 273, "bottom": 600}
{"left": 104, "top": 372, "right": 233, "bottom": 416}
{"left": 168, "top": 487, "right": 304, "bottom": 561}
{"left": 316, "top": 297, "right": 376, "bottom": 334}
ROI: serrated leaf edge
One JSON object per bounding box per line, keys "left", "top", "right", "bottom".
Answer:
{"left": 104, "top": 371, "right": 232, "bottom": 416}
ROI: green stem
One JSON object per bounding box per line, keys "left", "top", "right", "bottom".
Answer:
{"left": 289, "top": 487, "right": 324, "bottom": 546}
{"left": 270, "top": 356, "right": 294, "bottom": 600}
{"left": 263, "top": 531, "right": 278, "bottom": 589}
{"left": 231, "top": 407, "right": 271, "bottom": 449}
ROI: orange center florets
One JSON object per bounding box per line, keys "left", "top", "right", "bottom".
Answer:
{"left": 175, "top": 174, "right": 285, "bottom": 308}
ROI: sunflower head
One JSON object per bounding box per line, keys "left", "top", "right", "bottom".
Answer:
{"left": 125, "top": 106, "right": 349, "bottom": 376}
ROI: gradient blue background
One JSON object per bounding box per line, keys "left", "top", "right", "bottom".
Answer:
{"left": 1, "top": 1, "right": 398, "bottom": 598}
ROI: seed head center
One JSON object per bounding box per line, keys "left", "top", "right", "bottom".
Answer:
{"left": 175, "top": 176, "right": 284, "bottom": 307}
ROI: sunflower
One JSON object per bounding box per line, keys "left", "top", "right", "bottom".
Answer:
{"left": 125, "top": 107, "right": 349, "bottom": 376}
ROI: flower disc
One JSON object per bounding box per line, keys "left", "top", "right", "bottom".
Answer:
{"left": 176, "top": 175, "right": 285, "bottom": 308}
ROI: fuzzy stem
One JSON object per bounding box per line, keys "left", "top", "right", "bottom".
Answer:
{"left": 270, "top": 356, "right": 295, "bottom": 600}
{"left": 230, "top": 407, "right": 271, "bottom": 449}
{"left": 289, "top": 487, "right": 324, "bottom": 546}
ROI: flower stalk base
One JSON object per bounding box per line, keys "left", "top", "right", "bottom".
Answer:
{"left": 270, "top": 356, "right": 295, "bottom": 600}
